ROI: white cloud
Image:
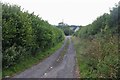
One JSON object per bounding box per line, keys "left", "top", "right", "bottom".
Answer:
{"left": 2, "top": 0, "right": 119, "bottom": 26}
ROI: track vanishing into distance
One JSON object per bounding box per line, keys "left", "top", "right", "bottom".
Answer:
{"left": 13, "top": 36, "right": 77, "bottom": 78}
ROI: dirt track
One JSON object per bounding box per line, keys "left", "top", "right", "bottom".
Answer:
{"left": 14, "top": 36, "right": 77, "bottom": 78}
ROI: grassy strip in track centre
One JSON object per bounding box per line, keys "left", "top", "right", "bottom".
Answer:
{"left": 55, "top": 38, "right": 70, "bottom": 64}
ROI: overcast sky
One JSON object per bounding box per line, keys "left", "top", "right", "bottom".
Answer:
{"left": 2, "top": 0, "right": 119, "bottom": 26}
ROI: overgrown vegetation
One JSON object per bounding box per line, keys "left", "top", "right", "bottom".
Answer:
{"left": 73, "top": 3, "right": 119, "bottom": 78}
{"left": 2, "top": 3, "right": 64, "bottom": 77}
{"left": 3, "top": 41, "right": 63, "bottom": 77}
{"left": 57, "top": 25, "right": 74, "bottom": 36}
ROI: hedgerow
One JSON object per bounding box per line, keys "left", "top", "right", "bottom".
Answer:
{"left": 2, "top": 3, "right": 64, "bottom": 69}
{"left": 74, "top": 3, "right": 119, "bottom": 78}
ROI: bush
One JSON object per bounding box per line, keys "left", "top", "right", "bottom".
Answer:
{"left": 74, "top": 3, "right": 119, "bottom": 78}
{"left": 57, "top": 26, "right": 74, "bottom": 36}
{"left": 2, "top": 3, "right": 64, "bottom": 69}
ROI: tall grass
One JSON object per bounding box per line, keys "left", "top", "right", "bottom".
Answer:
{"left": 73, "top": 34, "right": 118, "bottom": 78}
{"left": 73, "top": 3, "right": 119, "bottom": 78}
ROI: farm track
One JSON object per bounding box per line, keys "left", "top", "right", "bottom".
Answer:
{"left": 14, "top": 36, "right": 77, "bottom": 78}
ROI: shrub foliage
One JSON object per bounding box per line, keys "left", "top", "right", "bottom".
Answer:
{"left": 2, "top": 3, "right": 64, "bottom": 69}
{"left": 74, "top": 3, "right": 119, "bottom": 78}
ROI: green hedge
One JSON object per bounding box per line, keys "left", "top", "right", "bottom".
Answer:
{"left": 74, "top": 3, "right": 119, "bottom": 78}
{"left": 75, "top": 3, "right": 119, "bottom": 38}
{"left": 2, "top": 3, "right": 64, "bottom": 69}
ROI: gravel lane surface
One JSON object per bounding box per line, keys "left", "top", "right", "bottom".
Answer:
{"left": 14, "top": 36, "right": 76, "bottom": 78}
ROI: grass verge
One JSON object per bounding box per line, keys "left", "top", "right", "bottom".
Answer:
{"left": 3, "top": 41, "right": 64, "bottom": 78}
{"left": 0, "top": 72, "right": 2, "bottom": 80}
{"left": 72, "top": 36, "right": 118, "bottom": 78}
